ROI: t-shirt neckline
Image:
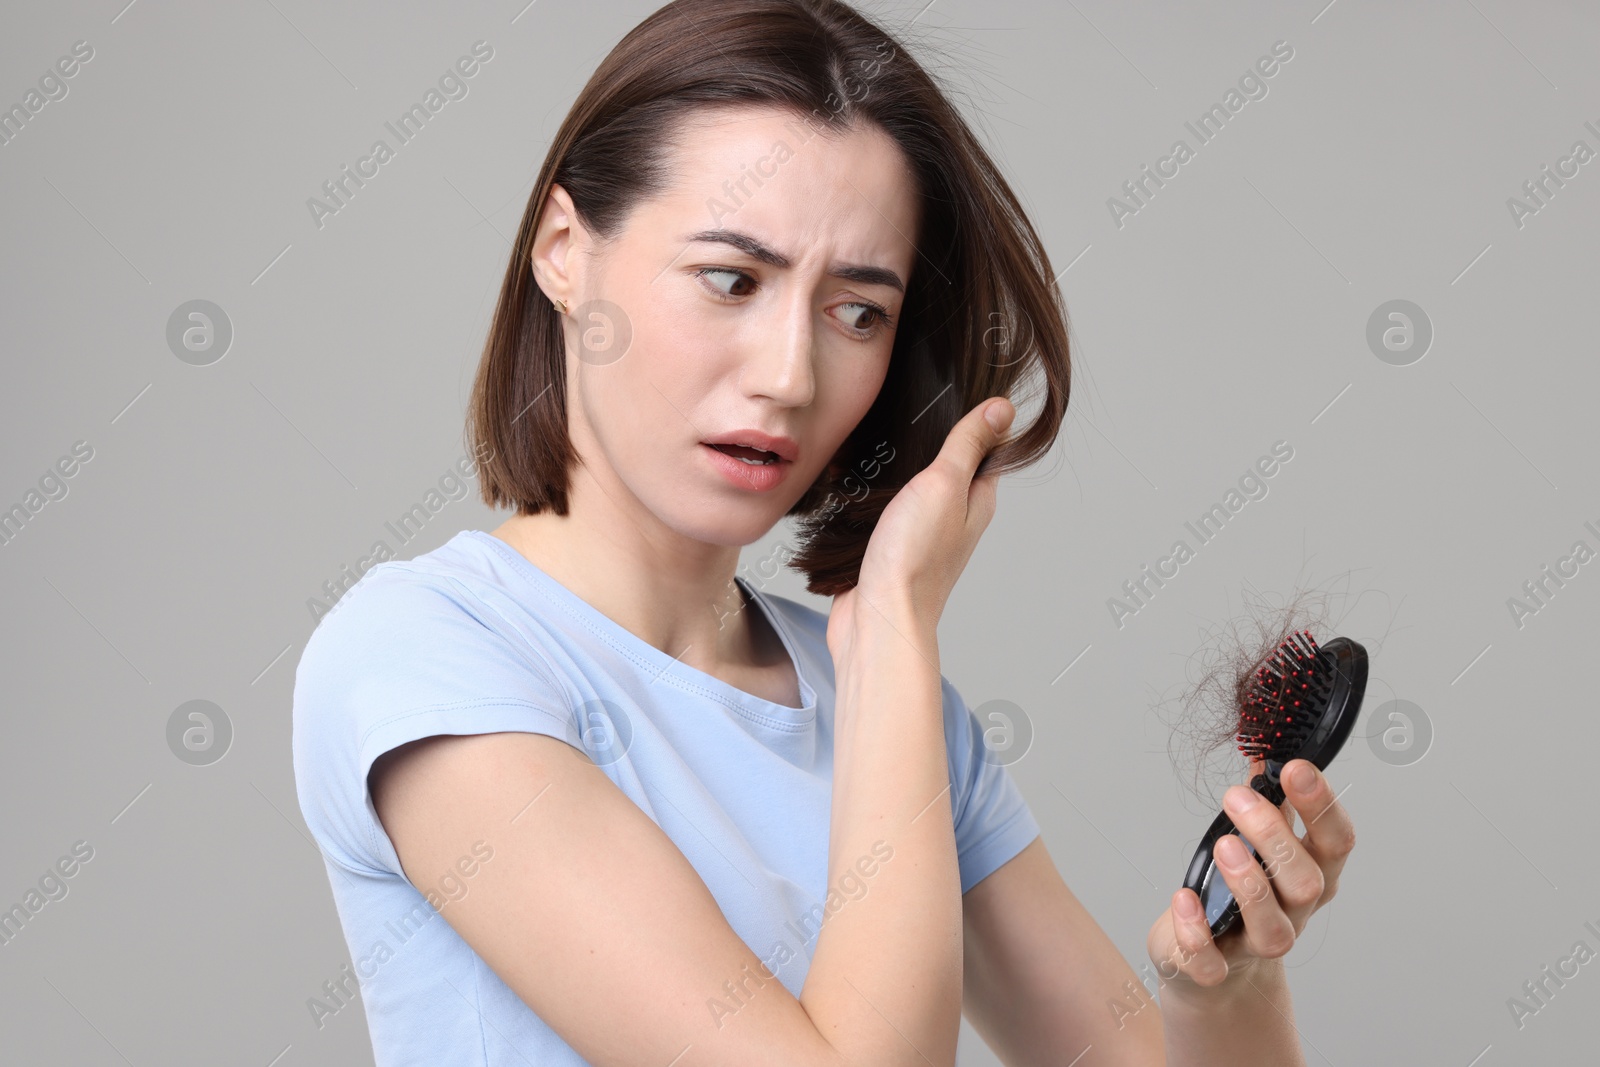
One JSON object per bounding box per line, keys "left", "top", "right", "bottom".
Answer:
{"left": 462, "top": 529, "right": 818, "bottom": 727}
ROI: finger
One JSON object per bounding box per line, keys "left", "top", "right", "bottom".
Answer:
{"left": 935, "top": 397, "right": 1013, "bottom": 487}
{"left": 1219, "top": 784, "right": 1319, "bottom": 949}
{"left": 1281, "top": 759, "right": 1356, "bottom": 902}
{"left": 1166, "top": 889, "right": 1231, "bottom": 987}
{"left": 1212, "top": 832, "right": 1298, "bottom": 960}
{"left": 1224, "top": 785, "right": 1323, "bottom": 915}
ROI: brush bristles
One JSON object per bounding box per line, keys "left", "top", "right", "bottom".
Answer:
{"left": 1237, "top": 629, "right": 1325, "bottom": 762}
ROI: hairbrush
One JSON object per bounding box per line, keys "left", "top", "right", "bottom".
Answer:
{"left": 1180, "top": 629, "right": 1368, "bottom": 938}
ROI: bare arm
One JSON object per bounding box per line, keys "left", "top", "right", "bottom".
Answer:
{"left": 802, "top": 603, "right": 962, "bottom": 1064}
{"left": 1157, "top": 960, "right": 1305, "bottom": 1067}
{"left": 800, "top": 394, "right": 1019, "bottom": 1062}
{"left": 372, "top": 730, "right": 851, "bottom": 1065}
{"left": 960, "top": 838, "right": 1301, "bottom": 1067}
{"left": 961, "top": 836, "right": 1166, "bottom": 1065}
{"left": 961, "top": 762, "right": 1354, "bottom": 1066}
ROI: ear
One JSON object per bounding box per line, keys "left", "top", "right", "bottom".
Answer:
{"left": 530, "top": 183, "right": 583, "bottom": 311}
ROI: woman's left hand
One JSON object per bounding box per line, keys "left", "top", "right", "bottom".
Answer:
{"left": 1145, "top": 758, "right": 1355, "bottom": 991}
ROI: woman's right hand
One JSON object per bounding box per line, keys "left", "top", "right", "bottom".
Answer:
{"left": 826, "top": 397, "right": 1015, "bottom": 662}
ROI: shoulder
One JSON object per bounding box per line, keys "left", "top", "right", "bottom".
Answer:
{"left": 296, "top": 557, "right": 467, "bottom": 687}
{"left": 291, "top": 533, "right": 580, "bottom": 873}
{"left": 298, "top": 532, "right": 508, "bottom": 667}
{"left": 292, "top": 532, "right": 572, "bottom": 734}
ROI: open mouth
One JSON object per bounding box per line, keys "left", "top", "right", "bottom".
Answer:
{"left": 706, "top": 443, "right": 781, "bottom": 466}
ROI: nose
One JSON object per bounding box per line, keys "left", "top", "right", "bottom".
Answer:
{"left": 742, "top": 287, "right": 816, "bottom": 408}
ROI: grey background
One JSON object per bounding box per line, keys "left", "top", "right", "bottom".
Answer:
{"left": 2, "top": 0, "right": 1595, "bottom": 1063}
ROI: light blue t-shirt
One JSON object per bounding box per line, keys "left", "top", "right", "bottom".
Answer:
{"left": 291, "top": 528, "right": 1040, "bottom": 1065}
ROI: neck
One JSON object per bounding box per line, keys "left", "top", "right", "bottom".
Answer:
{"left": 487, "top": 473, "right": 767, "bottom": 675}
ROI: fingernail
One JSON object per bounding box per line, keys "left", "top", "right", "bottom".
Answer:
{"left": 1290, "top": 762, "right": 1316, "bottom": 791}
{"left": 984, "top": 400, "right": 1009, "bottom": 431}
{"left": 1177, "top": 892, "right": 1202, "bottom": 922}
{"left": 1217, "top": 835, "right": 1250, "bottom": 871}
{"left": 1224, "top": 786, "right": 1259, "bottom": 814}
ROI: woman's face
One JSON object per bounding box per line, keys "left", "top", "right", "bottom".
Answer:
{"left": 536, "top": 105, "right": 920, "bottom": 548}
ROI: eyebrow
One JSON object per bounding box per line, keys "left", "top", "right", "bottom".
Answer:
{"left": 682, "top": 229, "right": 906, "bottom": 294}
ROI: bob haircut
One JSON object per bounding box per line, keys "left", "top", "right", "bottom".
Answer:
{"left": 467, "top": 0, "right": 1071, "bottom": 597}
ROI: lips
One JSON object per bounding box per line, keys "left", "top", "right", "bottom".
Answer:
{"left": 708, "top": 443, "right": 780, "bottom": 465}
{"left": 701, "top": 440, "right": 791, "bottom": 492}
{"left": 701, "top": 429, "right": 799, "bottom": 463}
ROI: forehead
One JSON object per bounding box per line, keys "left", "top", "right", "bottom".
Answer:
{"left": 642, "top": 105, "right": 921, "bottom": 267}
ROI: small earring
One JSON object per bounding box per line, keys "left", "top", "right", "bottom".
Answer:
{"left": 555, "top": 298, "right": 569, "bottom": 314}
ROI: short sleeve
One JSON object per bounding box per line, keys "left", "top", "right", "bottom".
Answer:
{"left": 291, "top": 566, "right": 583, "bottom": 878}
{"left": 943, "top": 675, "right": 1041, "bottom": 894}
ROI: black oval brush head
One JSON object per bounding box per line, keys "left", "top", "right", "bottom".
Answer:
{"left": 1181, "top": 631, "right": 1368, "bottom": 938}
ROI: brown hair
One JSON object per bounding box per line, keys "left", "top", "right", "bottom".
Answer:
{"left": 466, "top": 0, "right": 1071, "bottom": 596}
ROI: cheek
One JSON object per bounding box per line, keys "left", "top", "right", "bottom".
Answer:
{"left": 577, "top": 327, "right": 715, "bottom": 462}
{"left": 790, "top": 357, "right": 886, "bottom": 482}
{"left": 826, "top": 353, "right": 891, "bottom": 431}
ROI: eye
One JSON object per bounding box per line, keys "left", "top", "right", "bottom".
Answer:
{"left": 835, "top": 301, "right": 894, "bottom": 339}
{"left": 693, "top": 267, "right": 759, "bottom": 298}
{"left": 692, "top": 267, "right": 895, "bottom": 341}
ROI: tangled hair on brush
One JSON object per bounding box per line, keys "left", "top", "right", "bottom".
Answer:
{"left": 1155, "top": 572, "right": 1394, "bottom": 814}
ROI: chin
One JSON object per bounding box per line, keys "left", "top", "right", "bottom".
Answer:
{"left": 671, "top": 508, "right": 784, "bottom": 549}
{"left": 646, "top": 488, "right": 789, "bottom": 548}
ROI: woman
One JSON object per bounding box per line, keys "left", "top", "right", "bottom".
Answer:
{"left": 291, "top": 1, "right": 1354, "bottom": 1063}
